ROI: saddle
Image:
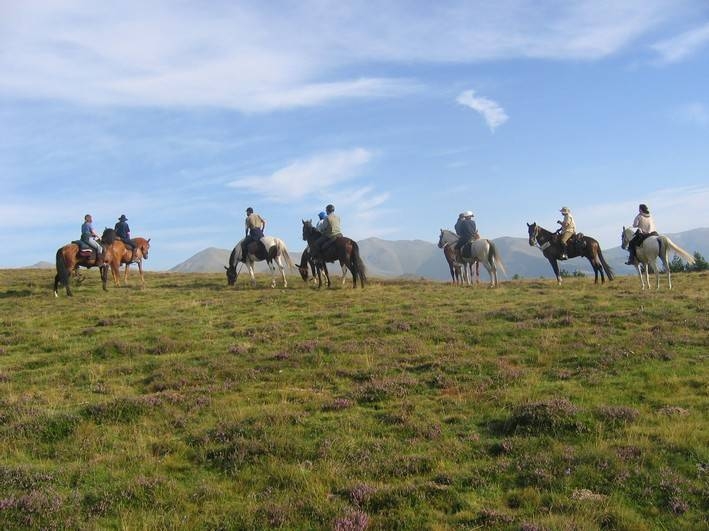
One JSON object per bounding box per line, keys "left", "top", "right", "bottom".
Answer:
{"left": 72, "top": 240, "right": 99, "bottom": 258}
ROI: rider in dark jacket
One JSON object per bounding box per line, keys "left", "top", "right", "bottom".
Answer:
{"left": 454, "top": 211, "right": 477, "bottom": 251}
{"left": 114, "top": 214, "right": 137, "bottom": 261}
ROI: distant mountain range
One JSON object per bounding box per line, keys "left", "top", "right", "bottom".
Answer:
{"left": 167, "top": 228, "right": 709, "bottom": 280}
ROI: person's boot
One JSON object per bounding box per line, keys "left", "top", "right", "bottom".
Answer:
{"left": 559, "top": 244, "right": 568, "bottom": 260}
{"left": 625, "top": 248, "right": 635, "bottom": 265}
{"left": 130, "top": 249, "right": 137, "bottom": 262}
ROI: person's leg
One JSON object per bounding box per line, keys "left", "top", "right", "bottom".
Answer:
{"left": 560, "top": 232, "right": 571, "bottom": 259}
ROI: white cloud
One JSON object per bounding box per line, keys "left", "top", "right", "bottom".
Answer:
{"left": 457, "top": 90, "right": 509, "bottom": 131}
{"left": 228, "top": 148, "right": 374, "bottom": 203}
{"left": 0, "top": 1, "right": 692, "bottom": 110}
{"left": 652, "top": 22, "right": 709, "bottom": 63}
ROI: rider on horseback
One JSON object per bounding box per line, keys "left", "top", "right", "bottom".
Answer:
{"left": 626, "top": 204, "right": 658, "bottom": 265}
{"left": 311, "top": 204, "right": 342, "bottom": 258}
{"left": 114, "top": 214, "right": 137, "bottom": 262}
{"left": 81, "top": 214, "right": 104, "bottom": 265}
{"left": 557, "top": 207, "right": 575, "bottom": 260}
{"left": 454, "top": 211, "right": 477, "bottom": 255}
{"left": 242, "top": 207, "right": 266, "bottom": 259}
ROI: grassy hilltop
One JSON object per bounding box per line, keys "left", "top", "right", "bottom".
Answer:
{"left": 0, "top": 269, "right": 707, "bottom": 530}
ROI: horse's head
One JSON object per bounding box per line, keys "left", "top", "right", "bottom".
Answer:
{"left": 101, "top": 228, "right": 118, "bottom": 244}
{"left": 298, "top": 265, "right": 309, "bottom": 281}
{"left": 437, "top": 229, "right": 445, "bottom": 248}
{"left": 139, "top": 238, "right": 151, "bottom": 259}
{"left": 527, "top": 222, "right": 538, "bottom": 247}
{"left": 621, "top": 226, "right": 633, "bottom": 249}
{"left": 302, "top": 219, "right": 314, "bottom": 240}
{"left": 225, "top": 264, "right": 237, "bottom": 286}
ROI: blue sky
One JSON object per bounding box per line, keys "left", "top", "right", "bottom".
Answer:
{"left": 2, "top": 0, "right": 709, "bottom": 270}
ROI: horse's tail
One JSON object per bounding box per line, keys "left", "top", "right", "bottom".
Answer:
{"left": 54, "top": 246, "right": 70, "bottom": 295}
{"left": 276, "top": 239, "right": 295, "bottom": 270}
{"left": 351, "top": 240, "right": 367, "bottom": 287}
{"left": 662, "top": 236, "right": 695, "bottom": 264}
{"left": 488, "top": 240, "right": 507, "bottom": 277}
{"left": 597, "top": 247, "right": 614, "bottom": 281}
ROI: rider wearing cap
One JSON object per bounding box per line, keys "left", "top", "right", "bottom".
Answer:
{"left": 311, "top": 204, "right": 342, "bottom": 258}
{"left": 454, "top": 211, "right": 477, "bottom": 252}
{"left": 242, "top": 207, "right": 266, "bottom": 258}
{"left": 557, "top": 206, "right": 576, "bottom": 260}
{"left": 315, "top": 211, "right": 327, "bottom": 233}
{"left": 626, "top": 203, "right": 658, "bottom": 265}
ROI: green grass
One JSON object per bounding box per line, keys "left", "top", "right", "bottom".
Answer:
{"left": 1, "top": 269, "right": 707, "bottom": 529}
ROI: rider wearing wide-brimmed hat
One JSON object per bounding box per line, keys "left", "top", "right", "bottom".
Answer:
{"left": 557, "top": 207, "right": 576, "bottom": 260}
{"left": 114, "top": 214, "right": 137, "bottom": 261}
{"left": 626, "top": 203, "right": 658, "bottom": 265}
{"left": 454, "top": 211, "right": 478, "bottom": 252}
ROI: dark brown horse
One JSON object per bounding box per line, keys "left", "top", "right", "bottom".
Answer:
{"left": 527, "top": 222, "right": 614, "bottom": 284}
{"left": 438, "top": 239, "right": 463, "bottom": 285}
{"left": 54, "top": 234, "right": 108, "bottom": 297}
{"left": 302, "top": 220, "right": 366, "bottom": 288}
{"left": 297, "top": 245, "right": 350, "bottom": 287}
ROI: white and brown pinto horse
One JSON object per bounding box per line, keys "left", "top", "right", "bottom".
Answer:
{"left": 621, "top": 227, "right": 694, "bottom": 290}
{"left": 438, "top": 229, "right": 506, "bottom": 287}
{"left": 225, "top": 236, "right": 295, "bottom": 288}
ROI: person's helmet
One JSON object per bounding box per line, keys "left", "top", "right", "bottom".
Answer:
{"left": 639, "top": 204, "right": 649, "bottom": 214}
{"left": 464, "top": 210, "right": 474, "bottom": 218}
{"left": 326, "top": 204, "right": 335, "bottom": 213}
{"left": 560, "top": 207, "right": 570, "bottom": 214}
{"left": 458, "top": 212, "right": 466, "bottom": 219}
{"left": 246, "top": 207, "right": 253, "bottom": 214}
{"left": 318, "top": 211, "right": 326, "bottom": 220}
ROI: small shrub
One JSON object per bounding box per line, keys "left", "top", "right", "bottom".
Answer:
{"left": 595, "top": 405, "right": 640, "bottom": 426}
{"left": 505, "top": 398, "right": 587, "bottom": 435}
{"left": 82, "top": 397, "right": 146, "bottom": 424}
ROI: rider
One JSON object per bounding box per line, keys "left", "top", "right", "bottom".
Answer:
{"left": 557, "top": 206, "right": 575, "bottom": 260}
{"left": 315, "top": 211, "right": 327, "bottom": 232}
{"left": 114, "top": 214, "right": 137, "bottom": 262}
{"left": 626, "top": 203, "right": 658, "bottom": 265}
{"left": 81, "top": 214, "right": 103, "bottom": 264}
{"left": 311, "top": 204, "right": 342, "bottom": 258}
{"left": 454, "top": 212, "right": 465, "bottom": 238}
{"left": 454, "top": 211, "right": 477, "bottom": 253}
{"left": 242, "top": 207, "right": 266, "bottom": 259}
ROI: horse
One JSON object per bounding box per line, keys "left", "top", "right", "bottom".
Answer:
{"left": 119, "top": 237, "right": 151, "bottom": 287}
{"left": 438, "top": 230, "right": 506, "bottom": 287}
{"left": 621, "top": 227, "right": 695, "bottom": 290}
{"left": 297, "top": 246, "right": 351, "bottom": 287}
{"left": 527, "top": 222, "right": 613, "bottom": 285}
{"left": 439, "top": 239, "right": 463, "bottom": 285}
{"left": 53, "top": 234, "right": 108, "bottom": 297}
{"left": 225, "top": 236, "right": 295, "bottom": 288}
{"left": 302, "top": 220, "right": 366, "bottom": 288}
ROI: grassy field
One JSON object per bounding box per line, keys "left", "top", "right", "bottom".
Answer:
{"left": 0, "top": 268, "right": 707, "bottom": 530}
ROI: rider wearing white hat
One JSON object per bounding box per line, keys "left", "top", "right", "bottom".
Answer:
{"left": 557, "top": 207, "right": 576, "bottom": 259}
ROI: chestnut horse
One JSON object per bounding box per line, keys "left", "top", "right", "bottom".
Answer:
{"left": 53, "top": 235, "right": 108, "bottom": 297}
{"left": 527, "top": 222, "right": 613, "bottom": 285}
{"left": 118, "top": 237, "right": 151, "bottom": 287}
{"left": 301, "top": 220, "right": 366, "bottom": 288}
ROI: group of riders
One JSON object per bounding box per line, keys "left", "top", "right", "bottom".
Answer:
{"left": 242, "top": 204, "right": 342, "bottom": 261}
{"left": 238, "top": 202, "right": 657, "bottom": 266}
{"left": 80, "top": 213, "right": 139, "bottom": 265}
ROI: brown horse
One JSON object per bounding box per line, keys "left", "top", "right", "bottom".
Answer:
{"left": 301, "top": 220, "right": 366, "bottom": 288}
{"left": 118, "top": 237, "right": 151, "bottom": 287}
{"left": 527, "top": 222, "right": 614, "bottom": 285}
{"left": 438, "top": 239, "right": 463, "bottom": 285}
{"left": 297, "top": 245, "right": 350, "bottom": 287}
{"left": 54, "top": 237, "right": 108, "bottom": 297}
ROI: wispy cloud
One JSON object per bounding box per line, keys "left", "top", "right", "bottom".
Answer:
{"left": 672, "top": 102, "right": 709, "bottom": 126}
{"left": 652, "top": 22, "right": 709, "bottom": 63}
{"left": 0, "top": 1, "right": 691, "bottom": 110}
{"left": 227, "top": 148, "right": 374, "bottom": 202}
{"left": 457, "top": 90, "right": 509, "bottom": 131}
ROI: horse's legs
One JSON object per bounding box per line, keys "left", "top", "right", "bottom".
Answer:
{"left": 548, "top": 257, "right": 561, "bottom": 284}
{"left": 276, "top": 258, "right": 287, "bottom": 288}
{"left": 138, "top": 259, "right": 145, "bottom": 288}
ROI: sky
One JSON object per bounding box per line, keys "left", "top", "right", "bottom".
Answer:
{"left": 2, "top": 0, "right": 709, "bottom": 271}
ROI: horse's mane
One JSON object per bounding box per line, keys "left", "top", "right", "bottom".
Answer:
{"left": 101, "top": 228, "right": 118, "bottom": 244}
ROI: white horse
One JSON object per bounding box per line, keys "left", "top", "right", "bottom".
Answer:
{"left": 225, "top": 236, "right": 295, "bottom": 288}
{"left": 438, "top": 229, "right": 506, "bottom": 287}
{"left": 621, "top": 227, "right": 695, "bottom": 290}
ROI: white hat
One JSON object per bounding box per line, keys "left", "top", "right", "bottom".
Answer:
{"left": 560, "top": 207, "right": 570, "bottom": 214}
{"left": 464, "top": 210, "right": 474, "bottom": 217}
